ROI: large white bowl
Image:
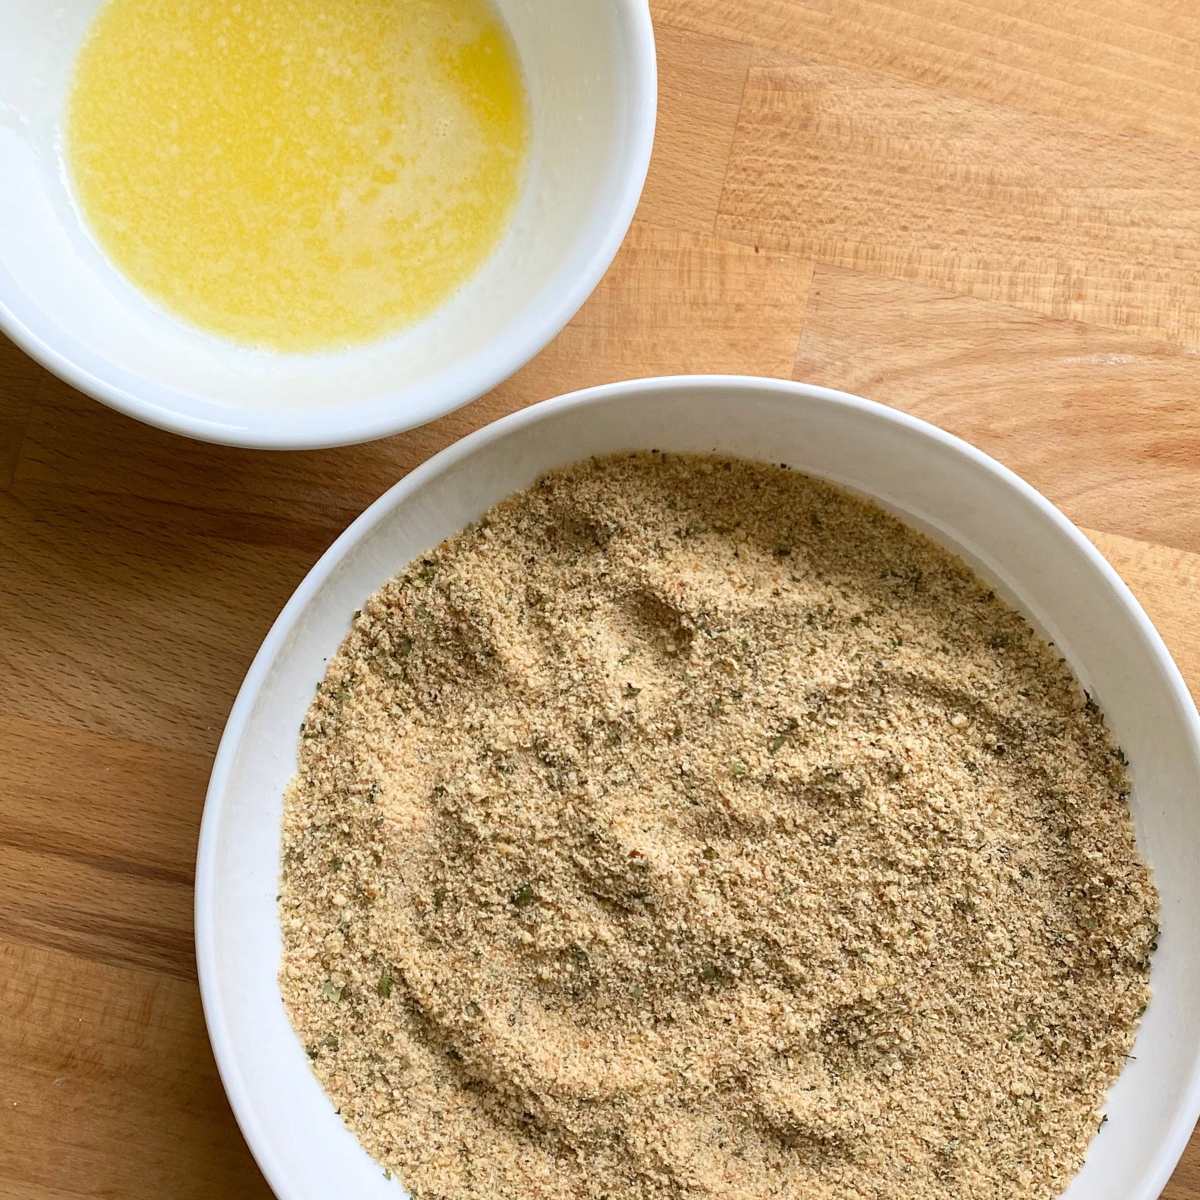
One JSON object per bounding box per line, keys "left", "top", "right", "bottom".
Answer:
{"left": 0, "top": 0, "right": 655, "bottom": 448}
{"left": 197, "top": 376, "right": 1200, "bottom": 1199}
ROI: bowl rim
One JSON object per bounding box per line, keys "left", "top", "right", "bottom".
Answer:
{"left": 195, "top": 373, "right": 1200, "bottom": 1198}
{"left": 0, "top": 0, "right": 657, "bottom": 450}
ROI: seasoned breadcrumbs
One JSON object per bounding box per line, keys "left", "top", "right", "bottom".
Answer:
{"left": 279, "top": 452, "right": 1158, "bottom": 1200}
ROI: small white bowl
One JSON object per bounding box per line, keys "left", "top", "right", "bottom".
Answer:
{"left": 197, "top": 376, "right": 1200, "bottom": 1199}
{"left": 0, "top": 1, "right": 656, "bottom": 448}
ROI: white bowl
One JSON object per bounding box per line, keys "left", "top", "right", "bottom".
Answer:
{"left": 0, "top": 0, "right": 655, "bottom": 448}
{"left": 197, "top": 376, "right": 1200, "bottom": 1199}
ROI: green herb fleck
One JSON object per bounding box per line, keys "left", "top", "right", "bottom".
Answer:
{"left": 511, "top": 882, "right": 536, "bottom": 908}
{"left": 322, "top": 980, "right": 344, "bottom": 1002}
{"left": 377, "top": 969, "right": 393, "bottom": 999}
{"left": 731, "top": 758, "right": 748, "bottom": 777}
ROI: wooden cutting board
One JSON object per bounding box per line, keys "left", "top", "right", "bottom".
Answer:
{"left": 2, "top": 2, "right": 1199, "bottom": 1196}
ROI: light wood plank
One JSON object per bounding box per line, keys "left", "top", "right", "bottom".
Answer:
{"left": 502, "top": 225, "right": 813, "bottom": 385}
{"left": 1165, "top": 1141, "right": 1200, "bottom": 1200}
{"left": 0, "top": 335, "right": 39, "bottom": 490}
{"left": 0, "top": 939, "right": 271, "bottom": 1199}
{"left": 716, "top": 58, "right": 1200, "bottom": 346}
{"left": 637, "top": 25, "right": 752, "bottom": 235}
{"left": 654, "top": 0, "right": 1200, "bottom": 143}
{"left": 0, "top": 716, "right": 201, "bottom": 976}
{"left": 793, "top": 266, "right": 1200, "bottom": 553}
{"left": 0, "top": 492, "right": 307, "bottom": 750}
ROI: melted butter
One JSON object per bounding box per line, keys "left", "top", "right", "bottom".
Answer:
{"left": 68, "top": 0, "right": 527, "bottom": 351}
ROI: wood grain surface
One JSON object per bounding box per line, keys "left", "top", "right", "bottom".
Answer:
{"left": 2, "top": 2, "right": 1199, "bottom": 1196}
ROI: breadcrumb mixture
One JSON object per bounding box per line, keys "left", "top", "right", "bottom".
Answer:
{"left": 279, "top": 453, "right": 1158, "bottom": 1200}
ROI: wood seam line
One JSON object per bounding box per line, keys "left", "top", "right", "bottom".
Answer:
{"left": 709, "top": 50, "right": 754, "bottom": 239}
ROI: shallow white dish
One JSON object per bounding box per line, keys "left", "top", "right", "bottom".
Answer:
{"left": 197, "top": 376, "right": 1200, "bottom": 1199}
{"left": 0, "top": 0, "right": 655, "bottom": 448}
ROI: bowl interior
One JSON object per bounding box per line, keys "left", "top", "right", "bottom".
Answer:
{"left": 201, "top": 379, "right": 1200, "bottom": 1200}
{"left": 198, "top": 378, "right": 1200, "bottom": 1200}
{"left": 0, "top": 0, "right": 653, "bottom": 445}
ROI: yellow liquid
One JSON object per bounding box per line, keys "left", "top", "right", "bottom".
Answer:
{"left": 68, "top": 0, "right": 528, "bottom": 351}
